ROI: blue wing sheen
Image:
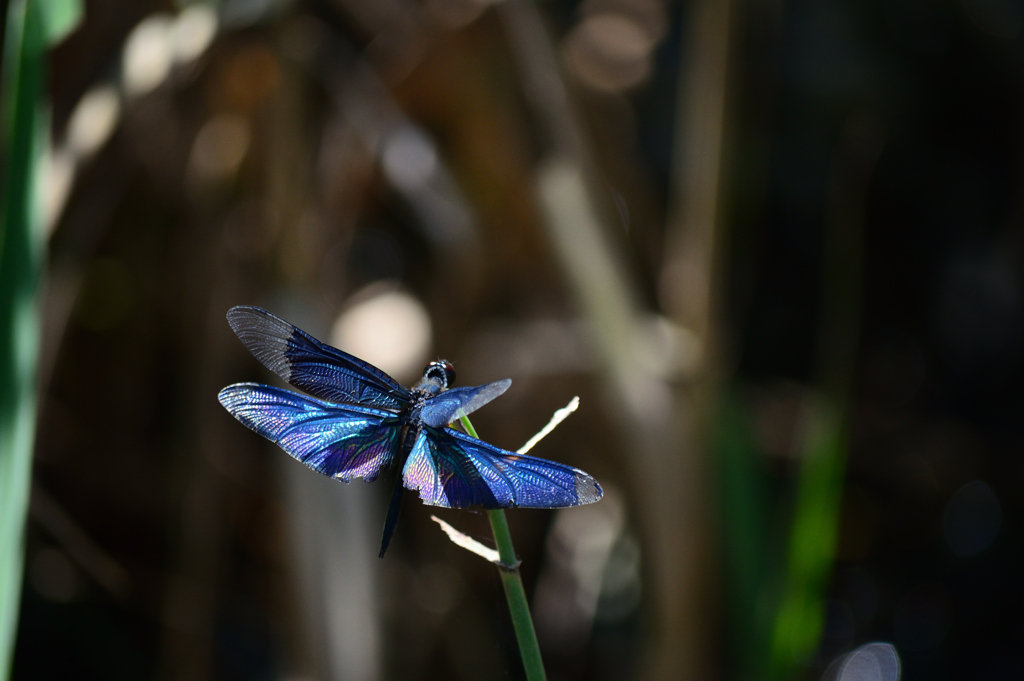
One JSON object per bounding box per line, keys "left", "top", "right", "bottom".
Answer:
{"left": 219, "top": 383, "right": 401, "bottom": 482}
{"left": 419, "top": 379, "right": 512, "bottom": 428}
{"left": 227, "top": 306, "right": 409, "bottom": 411}
{"left": 402, "top": 428, "right": 603, "bottom": 509}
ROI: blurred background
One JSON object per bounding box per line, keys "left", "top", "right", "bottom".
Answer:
{"left": 2, "top": 0, "right": 1022, "bottom": 679}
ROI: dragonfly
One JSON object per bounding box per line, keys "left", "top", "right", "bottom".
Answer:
{"left": 218, "top": 306, "right": 603, "bottom": 557}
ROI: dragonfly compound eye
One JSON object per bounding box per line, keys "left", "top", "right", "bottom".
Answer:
{"left": 424, "top": 360, "right": 456, "bottom": 389}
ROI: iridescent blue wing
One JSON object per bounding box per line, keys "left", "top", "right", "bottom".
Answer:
{"left": 219, "top": 383, "right": 400, "bottom": 482}
{"left": 227, "top": 306, "right": 409, "bottom": 411}
{"left": 418, "top": 379, "right": 512, "bottom": 428}
{"left": 401, "top": 428, "right": 603, "bottom": 509}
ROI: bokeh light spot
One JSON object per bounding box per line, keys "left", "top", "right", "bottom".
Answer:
{"left": 821, "top": 642, "right": 900, "bottom": 681}
{"left": 382, "top": 127, "right": 438, "bottom": 192}
{"left": 563, "top": 14, "right": 655, "bottom": 93}
{"left": 123, "top": 15, "right": 175, "bottom": 98}
{"left": 222, "top": 45, "right": 280, "bottom": 112}
{"left": 188, "top": 114, "right": 251, "bottom": 183}
{"left": 67, "top": 86, "right": 121, "bottom": 159}
{"left": 331, "top": 287, "right": 432, "bottom": 383}
{"left": 171, "top": 4, "right": 219, "bottom": 66}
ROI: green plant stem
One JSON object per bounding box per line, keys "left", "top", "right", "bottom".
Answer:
{"left": 460, "top": 415, "right": 547, "bottom": 681}
{"left": 1, "top": 4, "right": 81, "bottom": 677}
{"left": 0, "top": 3, "right": 47, "bottom": 679}
{"left": 767, "top": 400, "right": 846, "bottom": 678}
{"left": 765, "top": 118, "right": 875, "bottom": 679}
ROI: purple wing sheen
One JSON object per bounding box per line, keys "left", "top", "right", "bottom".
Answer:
{"left": 418, "top": 379, "right": 512, "bottom": 428}
{"left": 219, "top": 383, "right": 401, "bottom": 482}
{"left": 226, "top": 306, "right": 409, "bottom": 411}
{"left": 402, "top": 428, "right": 603, "bottom": 509}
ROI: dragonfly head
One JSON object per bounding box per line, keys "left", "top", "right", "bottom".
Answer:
{"left": 421, "top": 360, "right": 456, "bottom": 392}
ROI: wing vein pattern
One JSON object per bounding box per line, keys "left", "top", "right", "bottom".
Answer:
{"left": 227, "top": 306, "right": 409, "bottom": 410}
{"left": 402, "top": 427, "right": 603, "bottom": 509}
{"left": 219, "top": 383, "right": 400, "bottom": 482}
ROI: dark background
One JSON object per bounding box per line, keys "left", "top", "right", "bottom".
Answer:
{"left": 9, "top": 0, "right": 1024, "bottom": 679}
